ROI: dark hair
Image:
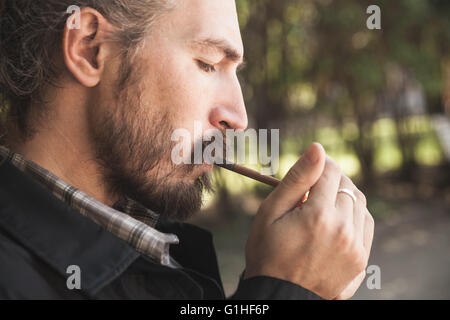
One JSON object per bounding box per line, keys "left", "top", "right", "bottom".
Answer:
{"left": 0, "top": 0, "right": 175, "bottom": 140}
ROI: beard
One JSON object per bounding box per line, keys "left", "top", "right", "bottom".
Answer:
{"left": 89, "top": 57, "right": 213, "bottom": 222}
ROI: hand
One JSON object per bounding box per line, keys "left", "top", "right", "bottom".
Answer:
{"left": 244, "top": 143, "right": 375, "bottom": 300}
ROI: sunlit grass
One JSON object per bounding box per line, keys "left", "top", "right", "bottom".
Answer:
{"left": 372, "top": 118, "right": 397, "bottom": 138}
{"left": 415, "top": 133, "right": 444, "bottom": 165}
{"left": 333, "top": 153, "right": 362, "bottom": 177}
{"left": 374, "top": 140, "right": 403, "bottom": 172}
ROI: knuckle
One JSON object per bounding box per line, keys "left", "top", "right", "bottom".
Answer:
{"left": 310, "top": 207, "right": 331, "bottom": 231}
{"left": 341, "top": 174, "right": 352, "bottom": 185}
{"left": 365, "top": 209, "right": 375, "bottom": 228}
{"left": 326, "top": 158, "right": 341, "bottom": 176}
{"left": 355, "top": 189, "right": 367, "bottom": 206}
{"left": 366, "top": 209, "right": 375, "bottom": 223}
{"left": 336, "top": 223, "right": 354, "bottom": 249}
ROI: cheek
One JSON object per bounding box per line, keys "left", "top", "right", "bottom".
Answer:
{"left": 146, "top": 55, "right": 213, "bottom": 131}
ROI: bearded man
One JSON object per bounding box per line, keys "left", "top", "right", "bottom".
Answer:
{"left": 0, "top": 0, "right": 374, "bottom": 300}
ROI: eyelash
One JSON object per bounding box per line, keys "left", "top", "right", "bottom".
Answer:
{"left": 196, "top": 60, "right": 216, "bottom": 73}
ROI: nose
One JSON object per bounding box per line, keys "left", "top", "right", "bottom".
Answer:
{"left": 209, "top": 75, "right": 248, "bottom": 131}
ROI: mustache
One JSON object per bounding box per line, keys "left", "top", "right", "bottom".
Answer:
{"left": 182, "top": 131, "right": 227, "bottom": 170}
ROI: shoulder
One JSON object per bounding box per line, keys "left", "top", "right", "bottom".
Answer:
{"left": 0, "top": 229, "right": 67, "bottom": 299}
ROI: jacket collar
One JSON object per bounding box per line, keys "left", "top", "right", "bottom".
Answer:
{"left": 0, "top": 158, "right": 141, "bottom": 295}
{"left": 0, "top": 146, "right": 179, "bottom": 267}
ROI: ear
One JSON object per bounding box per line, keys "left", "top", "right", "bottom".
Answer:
{"left": 62, "top": 8, "right": 116, "bottom": 87}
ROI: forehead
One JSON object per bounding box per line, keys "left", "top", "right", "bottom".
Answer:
{"left": 165, "top": 0, "right": 243, "bottom": 56}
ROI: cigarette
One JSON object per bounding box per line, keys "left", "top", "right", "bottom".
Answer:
{"left": 215, "top": 161, "right": 281, "bottom": 187}
{"left": 214, "top": 161, "right": 310, "bottom": 204}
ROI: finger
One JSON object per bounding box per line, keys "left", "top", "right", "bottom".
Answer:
{"left": 335, "top": 174, "right": 354, "bottom": 212}
{"left": 305, "top": 156, "right": 342, "bottom": 208}
{"left": 353, "top": 190, "right": 367, "bottom": 245}
{"left": 336, "top": 174, "right": 355, "bottom": 229}
{"left": 363, "top": 208, "right": 375, "bottom": 256}
{"left": 264, "top": 143, "right": 326, "bottom": 218}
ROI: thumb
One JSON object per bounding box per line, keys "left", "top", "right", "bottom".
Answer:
{"left": 264, "top": 143, "right": 326, "bottom": 219}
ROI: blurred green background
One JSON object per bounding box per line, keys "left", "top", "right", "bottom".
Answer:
{"left": 190, "top": 0, "right": 450, "bottom": 299}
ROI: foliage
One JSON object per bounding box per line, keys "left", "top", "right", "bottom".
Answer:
{"left": 209, "top": 0, "right": 449, "bottom": 217}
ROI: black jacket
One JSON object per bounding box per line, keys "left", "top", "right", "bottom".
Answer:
{"left": 0, "top": 159, "right": 320, "bottom": 300}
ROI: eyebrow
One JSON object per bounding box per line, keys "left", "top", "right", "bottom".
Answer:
{"left": 190, "top": 37, "right": 246, "bottom": 70}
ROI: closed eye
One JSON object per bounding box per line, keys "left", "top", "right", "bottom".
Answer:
{"left": 196, "top": 60, "right": 216, "bottom": 73}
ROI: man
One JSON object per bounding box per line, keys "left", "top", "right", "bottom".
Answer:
{"left": 0, "top": 0, "right": 374, "bottom": 299}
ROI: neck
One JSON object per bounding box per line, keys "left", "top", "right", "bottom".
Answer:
{"left": 4, "top": 96, "right": 118, "bottom": 207}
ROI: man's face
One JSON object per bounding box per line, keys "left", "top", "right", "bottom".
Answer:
{"left": 89, "top": 0, "right": 248, "bottom": 220}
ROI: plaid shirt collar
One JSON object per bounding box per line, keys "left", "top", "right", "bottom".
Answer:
{"left": 0, "top": 146, "right": 180, "bottom": 268}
